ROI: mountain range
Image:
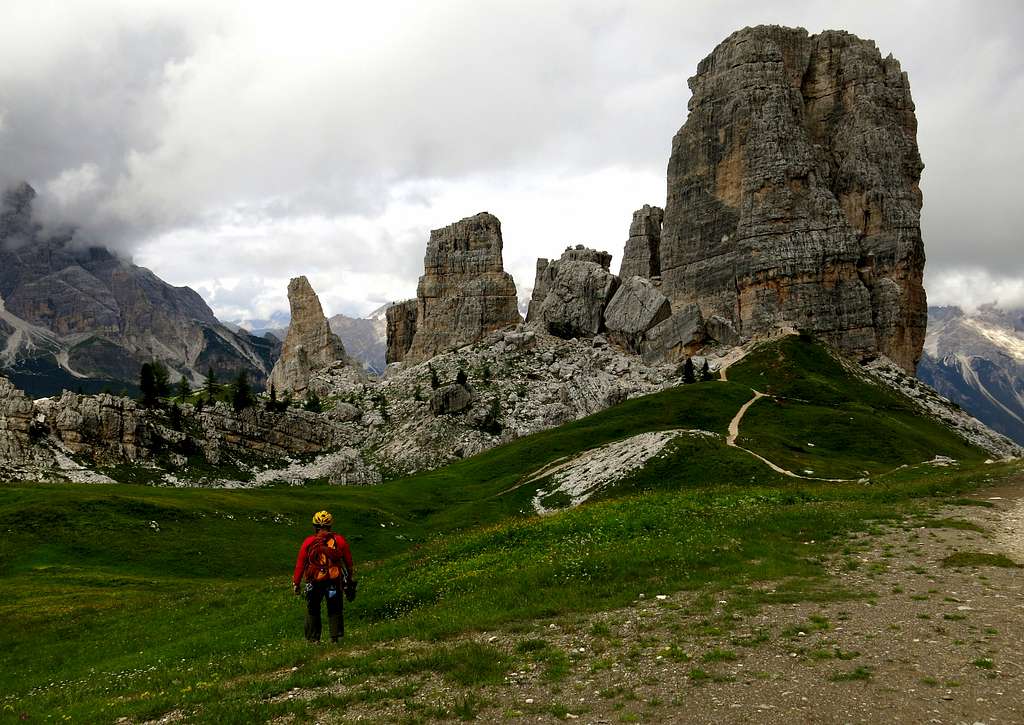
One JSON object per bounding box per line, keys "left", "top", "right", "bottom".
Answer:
{"left": 0, "top": 183, "right": 278, "bottom": 397}
{"left": 918, "top": 305, "right": 1024, "bottom": 445}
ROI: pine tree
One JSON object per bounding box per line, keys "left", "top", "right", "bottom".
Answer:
{"left": 304, "top": 390, "right": 323, "bottom": 413}
{"left": 232, "top": 371, "right": 255, "bottom": 412}
{"left": 429, "top": 364, "right": 440, "bottom": 389}
{"left": 699, "top": 359, "right": 713, "bottom": 382}
{"left": 205, "top": 367, "right": 217, "bottom": 404}
{"left": 682, "top": 357, "right": 696, "bottom": 384}
{"left": 455, "top": 368, "right": 468, "bottom": 386}
{"left": 139, "top": 363, "right": 158, "bottom": 408}
{"left": 152, "top": 362, "right": 170, "bottom": 398}
{"left": 176, "top": 376, "right": 191, "bottom": 401}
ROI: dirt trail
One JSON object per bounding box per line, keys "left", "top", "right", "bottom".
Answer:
{"left": 726, "top": 390, "right": 856, "bottom": 483}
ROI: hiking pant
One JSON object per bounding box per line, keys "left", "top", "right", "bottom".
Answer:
{"left": 305, "top": 580, "right": 344, "bottom": 642}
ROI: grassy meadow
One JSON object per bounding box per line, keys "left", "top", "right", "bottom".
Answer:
{"left": 0, "top": 338, "right": 1012, "bottom": 722}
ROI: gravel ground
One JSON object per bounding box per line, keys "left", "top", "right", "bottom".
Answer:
{"left": 271, "top": 478, "right": 1024, "bottom": 724}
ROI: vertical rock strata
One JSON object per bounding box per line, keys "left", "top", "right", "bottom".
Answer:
{"left": 385, "top": 299, "right": 418, "bottom": 364}
{"left": 269, "top": 276, "right": 347, "bottom": 394}
{"left": 660, "top": 25, "right": 926, "bottom": 372}
{"left": 404, "top": 212, "right": 522, "bottom": 362}
{"left": 619, "top": 205, "right": 664, "bottom": 280}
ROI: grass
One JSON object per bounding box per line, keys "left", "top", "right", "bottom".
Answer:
{"left": 941, "top": 552, "right": 1021, "bottom": 568}
{"left": 0, "top": 337, "right": 1015, "bottom": 721}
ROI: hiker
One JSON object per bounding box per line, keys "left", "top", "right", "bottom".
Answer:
{"left": 292, "top": 510, "right": 356, "bottom": 643}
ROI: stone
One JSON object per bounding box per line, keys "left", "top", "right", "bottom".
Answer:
{"left": 429, "top": 383, "right": 475, "bottom": 415}
{"left": 269, "top": 276, "right": 348, "bottom": 395}
{"left": 385, "top": 299, "right": 418, "bottom": 364}
{"left": 528, "top": 246, "right": 620, "bottom": 339}
{"left": 659, "top": 26, "right": 926, "bottom": 372}
{"left": 604, "top": 276, "right": 672, "bottom": 353}
{"left": 642, "top": 304, "right": 705, "bottom": 364}
{"left": 705, "top": 315, "right": 742, "bottom": 346}
{"left": 404, "top": 212, "right": 522, "bottom": 362}
{"left": 619, "top": 205, "right": 664, "bottom": 279}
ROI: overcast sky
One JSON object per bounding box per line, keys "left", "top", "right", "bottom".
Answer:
{"left": 1, "top": 0, "right": 1021, "bottom": 323}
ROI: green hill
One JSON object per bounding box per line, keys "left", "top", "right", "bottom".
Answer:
{"left": 0, "top": 337, "right": 1013, "bottom": 722}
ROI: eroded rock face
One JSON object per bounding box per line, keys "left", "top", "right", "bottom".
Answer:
{"left": 0, "top": 377, "right": 37, "bottom": 461}
{"left": 660, "top": 25, "right": 926, "bottom": 372}
{"left": 404, "top": 212, "right": 522, "bottom": 362}
{"left": 269, "top": 276, "right": 347, "bottom": 395}
{"left": 604, "top": 276, "right": 671, "bottom": 353}
{"left": 619, "top": 205, "right": 664, "bottom": 279}
{"left": 641, "top": 304, "right": 705, "bottom": 365}
{"left": 528, "top": 246, "right": 619, "bottom": 339}
{"left": 385, "top": 299, "right": 418, "bottom": 364}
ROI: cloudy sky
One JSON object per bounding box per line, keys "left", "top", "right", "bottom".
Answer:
{"left": 1, "top": 0, "right": 1021, "bottom": 323}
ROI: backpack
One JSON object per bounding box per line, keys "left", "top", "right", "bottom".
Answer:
{"left": 305, "top": 534, "right": 346, "bottom": 583}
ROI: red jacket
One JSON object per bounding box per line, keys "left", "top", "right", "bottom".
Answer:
{"left": 293, "top": 531, "right": 354, "bottom": 586}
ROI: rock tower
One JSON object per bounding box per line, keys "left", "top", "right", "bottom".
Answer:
{"left": 398, "top": 212, "right": 522, "bottom": 363}
{"left": 269, "top": 276, "right": 347, "bottom": 394}
{"left": 660, "top": 25, "right": 926, "bottom": 371}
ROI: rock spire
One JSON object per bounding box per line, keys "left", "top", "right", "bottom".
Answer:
{"left": 269, "top": 276, "right": 347, "bottom": 394}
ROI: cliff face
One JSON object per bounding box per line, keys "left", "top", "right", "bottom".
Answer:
{"left": 0, "top": 183, "right": 275, "bottom": 394}
{"left": 269, "top": 276, "right": 348, "bottom": 395}
{"left": 403, "top": 212, "right": 522, "bottom": 362}
{"left": 660, "top": 26, "right": 926, "bottom": 372}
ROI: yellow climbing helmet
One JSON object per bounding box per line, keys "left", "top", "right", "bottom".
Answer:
{"left": 312, "top": 510, "right": 333, "bottom": 526}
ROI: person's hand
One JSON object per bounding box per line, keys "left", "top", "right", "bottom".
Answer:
{"left": 293, "top": 583, "right": 301, "bottom": 596}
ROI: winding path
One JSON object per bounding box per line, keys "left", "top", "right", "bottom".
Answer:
{"left": 726, "top": 389, "right": 859, "bottom": 482}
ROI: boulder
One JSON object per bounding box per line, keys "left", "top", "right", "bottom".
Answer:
{"left": 604, "top": 276, "right": 672, "bottom": 352}
{"left": 528, "top": 246, "right": 619, "bottom": 339}
{"left": 659, "top": 26, "right": 926, "bottom": 372}
{"left": 642, "top": 304, "right": 705, "bottom": 364}
{"left": 429, "top": 383, "right": 475, "bottom": 415}
{"left": 619, "top": 205, "right": 664, "bottom": 279}
{"left": 705, "top": 315, "right": 742, "bottom": 347}
{"left": 404, "top": 212, "right": 522, "bottom": 362}
{"left": 269, "top": 276, "right": 348, "bottom": 395}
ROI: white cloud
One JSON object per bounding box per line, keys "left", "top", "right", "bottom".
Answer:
{"left": 926, "top": 268, "right": 1024, "bottom": 312}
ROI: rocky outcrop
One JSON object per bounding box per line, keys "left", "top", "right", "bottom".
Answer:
{"left": 641, "top": 304, "right": 705, "bottom": 364}
{"left": 527, "top": 246, "right": 619, "bottom": 339}
{"left": 619, "top": 205, "right": 664, "bottom": 279}
{"left": 403, "top": 213, "right": 522, "bottom": 362}
{"left": 46, "top": 391, "right": 157, "bottom": 462}
{"left": 0, "top": 377, "right": 37, "bottom": 462}
{"left": 659, "top": 26, "right": 926, "bottom": 372}
{"left": 269, "top": 276, "right": 347, "bottom": 395}
{"left": 429, "top": 382, "right": 475, "bottom": 415}
{"left": 603, "top": 276, "right": 671, "bottom": 353}
{"left": 385, "top": 299, "right": 418, "bottom": 364}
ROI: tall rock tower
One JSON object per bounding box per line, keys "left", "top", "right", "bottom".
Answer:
{"left": 659, "top": 26, "right": 927, "bottom": 371}
{"left": 269, "top": 276, "right": 347, "bottom": 394}
{"left": 400, "top": 212, "right": 522, "bottom": 362}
